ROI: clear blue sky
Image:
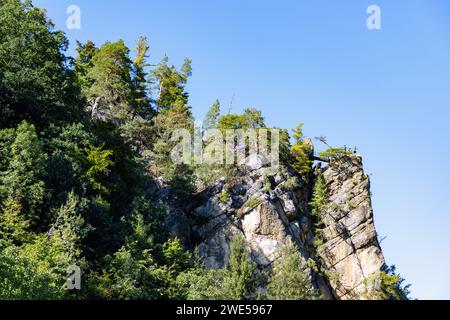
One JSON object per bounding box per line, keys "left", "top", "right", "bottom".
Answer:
{"left": 34, "top": 0, "right": 450, "bottom": 299}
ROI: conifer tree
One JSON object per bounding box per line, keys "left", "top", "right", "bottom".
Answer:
{"left": 131, "top": 36, "right": 152, "bottom": 118}
{"left": 290, "top": 124, "right": 313, "bottom": 174}
{"left": 176, "top": 236, "right": 257, "bottom": 300}
{"left": 267, "top": 245, "right": 319, "bottom": 300}
{"left": 242, "top": 108, "right": 265, "bottom": 129}
{"left": 85, "top": 40, "right": 135, "bottom": 121}
{"left": 51, "top": 192, "right": 92, "bottom": 264}
{"left": 152, "top": 56, "right": 192, "bottom": 112}
{"left": 223, "top": 236, "right": 256, "bottom": 300}
{"left": 0, "top": 197, "right": 31, "bottom": 246}
{"left": 150, "top": 57, "right": 195, "bottom": 199}
{"left": 217, "top": 108, "right": 266, "bottom": 131}
{"left": 310, "top": 174, "right": 327, "bottom": 220}
{"left": 0, "top": 121, "right": 46, "bottom": 225}
{"left": 203, "top": 100, "right": 221, "bottom": 130}
{"left": 74, "top": 40, "right": 98, "bottom": 90}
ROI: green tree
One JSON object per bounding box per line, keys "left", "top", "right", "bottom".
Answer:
{"left": 43, "top": 123, "right": 96, "bottom": 206}
{"left": 309, "top": 174, "right": 327, "bottom": 251}
{"left": 131, "top": 36, "right": 152, "bottom": 118}
{"left": 113, "top": 37, "right": 154, "bottom": 155}
{"left": 267, "top": 245, "right": 320, "bottom": 300}
{"left": 128, "top": 196, "right": 166, "bottom": 243}
{"left": 319, "top": 147, "right": 353, "bottom": 161}
{"left": 85, "top": 203, "right": 157, "bottom": 299}
{"left": 151, "top": 90, "right": 195, "bottom": 201}
{"left": 203, "top": 100, "right": 221, "bottom": 130}
{"left": 0, "top": 243, "right": 64, "bottom": 299}
{"left": 0, "top": 197, "right": 31, "bottom": 246}
{"left": 290, "top": 124, "right": 313, "bottom": 174}
{"left": 242, "top": 108, "right": 265, "bottom": 129}
{"left": 152, "top": 56, "right": 192, "bottom": 112}
{"left": 0, "top": 0, "right": 83, "bottom": 128}
{"left": 85, "top": 40, "right": 135, "bottom": 121}
{"left": 83, "top": 145, "right": 114, "bottom": 195}
{"left": 217, "top": 108, "right": 266, "bottom": 132}
{"left": 149, "top": 55, "right": 195, "bottom": 198}
{"left": 86, "top": 203, "right": 193, "bottom": 300}
{"left": 278, "top": 128, "right": 292, "bottom": 163}
{"left": 372, "top": 265, "right": 411, "bottom": 300}
{"left": 51, "top": 192, "right": 92, "bottom": 265}
{"left": 223, "top": 236, "right": 256, "bottom": 300}
{"left": 310, "top": 174, "right": 327, "bottom": 220}
{"left": 176, "top": 267, "right": 228, "bottom": 300}
{"left": 43, "top": 121, "right": 139, "bottom": 263}
{"left": 74, "top": 40, "right": 98, "bottom": 90}
{"left": 0, "top": 231, "right": 79, "bottom": 300}
{"left": 0, "top": 121, "right": 46, "bottom": 226}
{"left": 178, "top": 236, "right": 257, "bottom": 300}
{"left": 218, "top": 114, "right": 245, "bottom": 131}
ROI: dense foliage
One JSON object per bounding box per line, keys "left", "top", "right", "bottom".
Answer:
{"left": 0, "top": 0, "right": 197, "bottom": 299}
{"left": 267, "top": 245, "right": 319, "bottom": 300}
{"left": 178, "top": 236, "right": 256, "bottom": 300}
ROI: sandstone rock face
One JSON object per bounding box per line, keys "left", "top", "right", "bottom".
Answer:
{"left": 164, "top": 154, "right": 385, "bottom": 300}
{"left": 190, "top": 164, "right": 314, "bottom": 270}
{"left": 319, "top": 156, "right": 385, "bottom": 299}
{"left": 184, "top": 159, "right": 332, "bottom": 297}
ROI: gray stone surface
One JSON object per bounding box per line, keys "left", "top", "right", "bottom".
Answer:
{"left": 165, "top": 154, "right": 385, "bottom": 300}
{"left": 319, "top": 156, "right": 385, "bottom": 299}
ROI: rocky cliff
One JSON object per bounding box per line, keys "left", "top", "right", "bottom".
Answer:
{"left": 158, "top": 154, "right": 385, "bottom": 300}
{"left": 318, "top": 156, "right": 385, "bottom": 299}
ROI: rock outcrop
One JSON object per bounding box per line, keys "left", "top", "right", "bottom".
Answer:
{"left": 160, "top": 154, "right": 385, "bottom": 300}
{"left": 319, "top": 155, "right": 385, "bottom": 299}
{"left": 190, "top": 160, "right": 312, "bottom": 270}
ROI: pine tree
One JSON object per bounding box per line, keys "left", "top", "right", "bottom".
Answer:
{"left": 150, "top": 56, "right": 195, "bottom": 198}
{"left": 203, "top": 100, "right": 221, "bottom": 130}
{"left": 267, "top": 245, "right": 320, "bottom": 300}
{"left": 217, "top": 108, "right": 266, "bottom": 131}
{"left": 74, "top": 40, "right": 98, "bottom": 90}
{"left": 310, "top": 174, "right": 327, "bottom": 220}
{"left": 131, "top": 36, "right": 152, "bottom": 118}
{"left": 242, "top": 108, "right": 265, "bottom": 129}
{"left": 181, "top": 58, "right": 193, "bottom": 78}
{"left": 365, "top": 264, "right": 411, "bottom": 300}
{"left": 116, "top": 37, "right": 154, "bottom": 155}
{"left": 223, "top": 236, "right": 256, "bottom": 300}
{"left": 175, "top": 237, "right": 256, "bottom": 300}
{"left": 290, "top": 124, "right": 313, "bottom": 174}
{"left": 83, "top": 145, "right": 114, "bottom": 195}
{"left": 85, "top": 40, "right": 135, "bottom": 121}
{"left": 152, "top": 56, "right": 192, "bottom": 113}
{"left": 0, "top": 121, "right": 46, "bottom": 225}
{"left": 0, "top": 196, "right": 31, "bottom": 246}
{"left": 51, "top": 192, "right": 92, "bottom": 264}
{"left": 318, "top": 147, "right": 353, "bottom": 161}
